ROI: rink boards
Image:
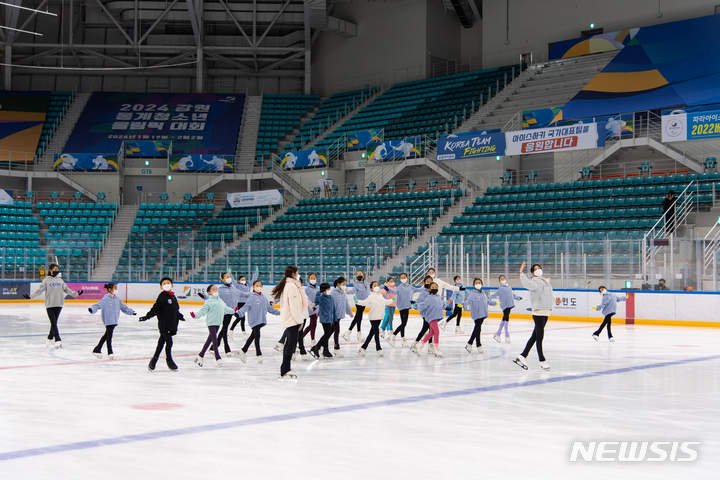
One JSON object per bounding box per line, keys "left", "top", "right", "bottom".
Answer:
{"left": 9, "top": 282, "right": 720, "bottom": 328}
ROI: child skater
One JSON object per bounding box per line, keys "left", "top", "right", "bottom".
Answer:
{"left": 592, "top": 286, "right": 627, "bottom": 342}
{"left": 309, "top": 283, "right": 336, "bottom": 359}
{"left": 344, "top": 270, "right": 369, "bottom": 342}
{"left": 191, "top": 284, "right": 238, "bottom": 367}
{"left": 514, "top": 262, "right": 553, "bottom": 371}
{"left": 379, "top": 277, "right": 397, "bottom": 338}
{"left": 212, "top": 270, "right": 249, "bottom": 356}
{"left": 229, "top": 269, "right": 259, "bottom": 340}
{"left": 357, "top": 282, "right": 394, "bottom": 357}
{"left": 439, "top": 276, "right": 467, "bottom": 333}
{"left": 411, "top": 275, "right": 437, "bottom": 354}
{"left": 89, "top": 283, "right": 135, "bottom": 359}
{"left": 387, "top": 272, "right": 422, "bottom": 348}
{"left": 26, "top": 263, "right": 83, "bottom": 348}
{"left": 411, "top": 282, "right": 445, "bottom": 358}
{"left": 139, "top": 277, "right": 185, "bottom": 372}
{"left": 331, "top": 277, "right": 353, "bottom": 357}
{"left": 463, "top": 279, "right": 497, "bottom": 353}
{"left": 235, "top": 279, "right": 280, "bottom": 363}
{"left": 489, "top": 275, "right": 523, "bottom": 344}
{"left": 302, "top": 272, "right": 320, "bottom": 347}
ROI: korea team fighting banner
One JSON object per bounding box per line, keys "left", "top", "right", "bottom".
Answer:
{"left": 63, "top": 92, "right": 245, "bottom": 156}
{"left": 281, "top": 148, "right": 327, "bottom": 169}
{"left": 436, "top": 131, "right": 506, "bottom": 160}
{"left": 367, "top": 138, "right": 420, "bottom": 161}
{"left": 169, "top": 154, "right": 233, "bottom": 172}
{"left": 347, "top": 129, "right": 383, "bottom": 150}
{"left": 53, "top": 153, "right": 118, "bottom": 171}
{"left": 225, "top": 189, "right": 284, "bottom": 208}
{"left": 661, "top": 109, "right": 720, "bottom": 142}
{"left": 504, "top": 123, "right": 605, "bottom": 155}
{"left": 125, "top": 140, "right": 169, "bottom": 157}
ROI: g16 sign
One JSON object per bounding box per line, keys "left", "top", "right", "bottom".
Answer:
{"left": 63, "top": 93, "right": 245, "bottom": 156}
{"left": 505, "top": 123, "right": 605, "bottom": 155}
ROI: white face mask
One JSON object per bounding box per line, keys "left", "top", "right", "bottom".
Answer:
{"left": 240, "top": 280, "right": 247, "bottom": 285}
{"left": 388, "top": 284, "right": 395, "bottom": 288}
{"left": 254, "top": 289, "right": 263, "bottom": 294}
{"left": 430, "top": 273, "right": 436, "bottom": 278}
{"left": 401, "top": 278, "right": 408, "bottom": 284}
{"left": 212, "top": 292, "right": 219, "bottom": 297}
{"left": 162, "top": 284, "right": 172, "bottom": 292}
{"left": 602, "top": 290, "right": 608, "bottom": 295}
{"left": 112, "top": 289, "right": 118, "bottom": 295}
{"left": 534, "top": 269, "right": 543, "bottom": 277}
{"left": 224, "top": 279, "right": 232, "bottom": 285}
{"left": 474, "top": 284, "right": 482, "bottom": 290}
{"left": 373, "top": 286, "right": 381, "bottom": 293}
{"left": 310, "top": 279, "right": 316, "bottom": 285}
{"left": 501, "top": 280, "right": 508, "bottom": 285}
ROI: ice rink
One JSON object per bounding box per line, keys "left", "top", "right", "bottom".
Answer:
{"left": 0, "top": 302, "right": 718, "bottom": 479}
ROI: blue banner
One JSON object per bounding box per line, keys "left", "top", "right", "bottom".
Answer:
{"left": 63, "top": 93, "right": 245, "bottom": 156}
{"left": 281, "top": 148, "right": 327, "bottom": 169}
{"left": 53, "top": 153, "right": 118, "bottom": 171}
{"left": 169, "top": 154, "right": 233, "bottom": 172}
{"left": 436, "top": 132, "right": 506, "bottom": 161}
{"left": 225, "top": 189, "right": 284, "bottom": 208}
{"left": 125, "top": 140, "right": 169, "bottom": 157}
{"left": 347, "top": 129, "right": 383, "bottom": 150}
{"left": 367, "top": 138, "right": 420, "bottom": 161}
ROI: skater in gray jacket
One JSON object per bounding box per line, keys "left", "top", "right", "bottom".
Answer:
{"left": 26, "top": 264, "right": 82, "bottom": 348}
{"left": 514, "top": 262, "right": 553, "bottom": 371}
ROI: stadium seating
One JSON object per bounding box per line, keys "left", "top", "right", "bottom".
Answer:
{"left": 284, "top": 88, "right": 380, "bottom": 153}
{"left": 314, "top": 65, "right": 518, "bottom": 151}
{"left": 37, "top": 201, "right": 117, "bottom": 245}
{"left": 255, "top": 94, "right": 322, "bottom": 161}
{"left": 35, "top": 92, "right": 75, "bottom": 159}
{"left": 0, "top": 201, "right": 45, "bottom": 273}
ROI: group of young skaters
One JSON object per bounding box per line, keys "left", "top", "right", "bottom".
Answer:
{"left": 27, "top": 261, "right": 630, "bottom": 378}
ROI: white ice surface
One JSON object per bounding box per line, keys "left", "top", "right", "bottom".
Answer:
{"left": 0, "top": 302, "right": 718, "bottom": 480}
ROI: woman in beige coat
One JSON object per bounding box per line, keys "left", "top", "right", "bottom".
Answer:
{"left": 272, "top": 265, "right": 306, "bottom": 379}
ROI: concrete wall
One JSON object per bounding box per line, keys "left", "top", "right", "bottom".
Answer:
{"left": 482, "top": 0, "right": 720, "bottom": 68}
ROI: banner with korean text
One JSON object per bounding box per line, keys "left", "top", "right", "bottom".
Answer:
{"left": 504, "top": 123, "right": 605, "bottom": 155}
{"left": 661, "top": 109, "right": 720, "bottom": 142}
{"left": 63, "top": 93, "right": 245, "bottom": 156}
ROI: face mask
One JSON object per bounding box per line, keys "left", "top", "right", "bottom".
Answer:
{"left": 212, "top": 292, "right": 219, "bottom": 297}
{"left": 310, "top": 279, "right": 316, "bottom": 285}
{"left": 56, "top": 273, "right": 62, "bottom": 278}
{"left": 240, "top": 280, "right": 246, "bottom": 285}
{"left": 475, "top": 284, "right": 482, "bottom": 290}
{"left": 373, "top": 286, "right": 380, "bottom": 292}
{"left": 254, "top": 289, "right": 263, "bottom": 294}
{"left": 456, "top": 281, "right": 462, "bottom": 285}
{"left": 224, "top": 279, "right": 232, "bottom": 285}
{"left": 112, "top": 289, "right": 118, "bottom": 295}
{"left": 50, "top": 270, "right": 59, "bottom": 277}
{"left": 357, "top": 276, "right": 363, "bottom": 281}
{"left": 534, "top": 269, "right": 543, "bottom": 277}
{"left": 429, "top": 289, "right": 438, "bottom": 295}
{"left": 162, "top": 284, "right": 172, "bottom": 292}
{"left": 388, "top": 283, "right": 395, "bottom": 288}
{"left": 401, "top": 278, "right": 408, "bottom": 284}
{"left": 501, "top": 280, "right": 507, "bottom": 285}
{"left": 601, "top": 290, "right": 608, "bottom": 295}
{"left": 424, "top": 284, "right": 430, "bottom": 289}
{"left": 430, "top": 274, "right": 436, "bottom": 278}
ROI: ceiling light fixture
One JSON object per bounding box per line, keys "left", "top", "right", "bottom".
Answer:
{"left": 0, "top": 1, "right": 57, "bottom": 17}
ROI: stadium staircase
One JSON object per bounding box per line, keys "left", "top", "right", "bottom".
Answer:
{"left": 90, "top": 205, "right": 138, "bottom": 281}
{"left": 234, "top": 96, "right": 262, "bottom": 173}
{"left": 37, "top": 93, "right": 92, "bottom": 171}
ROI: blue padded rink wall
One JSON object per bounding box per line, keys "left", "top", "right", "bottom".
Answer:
{"left": 0, "top": 300, "right": 718, "bottom": 479}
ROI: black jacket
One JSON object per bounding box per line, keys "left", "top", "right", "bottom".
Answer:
{"left": 145, "top": 291, "right": 184, "bottom": 335}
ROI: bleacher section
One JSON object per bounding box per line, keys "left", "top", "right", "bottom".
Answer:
{"left": 283, "top": 88, "right": 379, "bottom": 153}
{"left": 198, "top": 206, "right": 272, "bottom": 243}
{"left": 0, "top": 201, "right": 45, "bottom": 274}
{"left": 396, "top": 173, "right": 717, "bottom": 274}
{"left": 197, "top": 189, "right": 464, "bottom": 280}
{"left": 256, "top": 94, "right": 321, "bottom": 161}
{"left": 39, "top": 201, "right": 117, "bottom": 247}
{"left": 35, "top": 92, "right": 75, "bottom": 159}
{"left": 314, "top": 65, "right": 518, "bottom": 150}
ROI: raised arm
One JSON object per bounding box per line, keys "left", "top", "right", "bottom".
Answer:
{"left": 616, "top": 294, "right": 628, "bottom": 303}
